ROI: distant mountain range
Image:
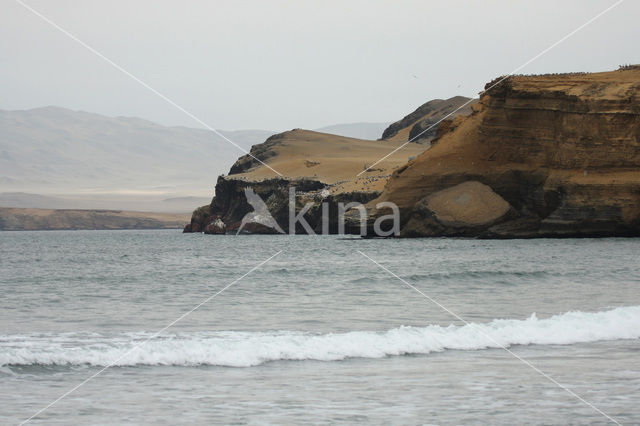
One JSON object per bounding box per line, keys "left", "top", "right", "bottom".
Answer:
{"left": 0, "top": 106, "right": 389, "bottom": 211}
{"left": 0, "top": 106, "right": 273, "bottom": 196}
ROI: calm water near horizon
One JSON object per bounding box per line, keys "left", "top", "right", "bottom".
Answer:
{"left": 1, "top": 230, "right": 639, "bottom": 424}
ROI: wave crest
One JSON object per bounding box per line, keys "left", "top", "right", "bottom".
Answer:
{"left": 2, "top": 306, "right": 639, "bottom": 368}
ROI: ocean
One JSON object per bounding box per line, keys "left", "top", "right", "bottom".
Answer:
{"left": 1, "top": 230, "right": 639, "bottom": 424}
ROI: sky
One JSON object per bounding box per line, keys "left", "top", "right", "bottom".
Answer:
{"left": 1, "top": 0, "right": 638, "bottom": 131}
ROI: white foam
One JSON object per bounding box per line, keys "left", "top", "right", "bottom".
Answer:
{"left": 1, "top": 306, "right": 639, "bottom": 367}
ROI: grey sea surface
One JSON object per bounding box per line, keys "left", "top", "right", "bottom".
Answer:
{"left": 1, "top": 230, "right": 639, "bottom": 424}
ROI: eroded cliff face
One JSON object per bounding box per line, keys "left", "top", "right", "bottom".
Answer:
{"left": 366, "top": 67, "right": 640, "bottom": 237}
{"left": 184, "top": 129, "right": 424, "bottom": 234}
{"left": 183, "top": 175, "right": 379, "bottom": 234}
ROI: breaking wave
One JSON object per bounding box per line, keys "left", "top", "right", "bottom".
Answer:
{"left": 2, "top": 306, "right": 638, "bottom": 368}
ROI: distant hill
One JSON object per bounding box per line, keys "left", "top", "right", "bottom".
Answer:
{"left": 0, "top": 192, "right": 210, "bottom": 213}
{"left": 313, "top": 122, "right": 391, "bottom": 140}
{"left": 0, "top": 106, "right": 275, "bottom": 196}
{"left": 0, "top": 207, "right": 189, "bottom": 231}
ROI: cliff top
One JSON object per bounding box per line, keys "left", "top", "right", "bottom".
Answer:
{"left": 485, "top": 66, "right": 640, "bottom": 101}
{"left": 226, "top": 128, "right": 427, "bottom": 193}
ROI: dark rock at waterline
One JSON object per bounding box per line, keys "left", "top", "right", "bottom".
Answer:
{"left": 184, "top": 175, "right": 380, "bottom": 235}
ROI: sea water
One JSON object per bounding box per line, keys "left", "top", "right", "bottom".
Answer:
{"left": 1, "top": 230, "right": 639, "bottom": 424}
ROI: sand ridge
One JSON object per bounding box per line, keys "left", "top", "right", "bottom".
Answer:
{"left": 229, "top": 129, "right": 428, "bottom": 193}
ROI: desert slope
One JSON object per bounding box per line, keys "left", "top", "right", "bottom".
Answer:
{"left": 366, "top": 66, "right": 640, "bottom": 237}
{"left": 229, "top": 129, "right": 427, "bottom": 192}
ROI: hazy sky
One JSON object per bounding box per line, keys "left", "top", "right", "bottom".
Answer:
{"left": 1, "top": 0, "right": 638, "bottom": 131}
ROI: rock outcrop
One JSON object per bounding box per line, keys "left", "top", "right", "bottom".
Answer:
{"left": 185, "top": 129, "right": 427, "bottom": 234}
{"left": 364, "top": 66, "right": 640, "bottom": 237}
{"left": 186, "top": 176, "right": 380, "bottom": 234}
{"left": 380, "top": 96, "right": 475, "bottom": 143}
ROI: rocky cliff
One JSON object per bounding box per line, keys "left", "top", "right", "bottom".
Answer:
{"left": 184, "top": 129, "right": 427, "bottom": 234}
{"left": 363, "top": 66, "right": 640, "bottom": 237}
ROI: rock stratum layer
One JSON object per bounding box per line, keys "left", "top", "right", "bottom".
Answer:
{"left": 366, "top": 66, "right": 640, "bottom": 237}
